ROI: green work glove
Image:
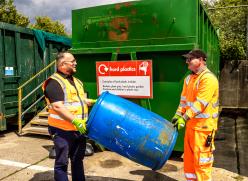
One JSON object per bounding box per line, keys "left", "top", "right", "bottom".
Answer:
{"left": 72, "top": 118, "right": 87, "bottom": 134}
{"left": 87, "top": 99, "right": 97, "bottom": 104}
{"left": 90, "top": 99, "right": 97, "bottom": 104}
{"left": 174, "top": 117, "right": 186, "bottom": 131}
{"left": 171, "top": 114, "right": 181, "bottom": 124}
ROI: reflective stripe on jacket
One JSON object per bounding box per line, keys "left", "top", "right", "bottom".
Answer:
{"left": 42, "top": 73, "right": 88, "bottom": 131}
{"left": 176, "top": 68, "right": 219, "bottom": 131}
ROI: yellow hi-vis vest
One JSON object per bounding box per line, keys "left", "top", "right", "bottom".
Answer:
{"left": 176, "top": 68, "right": 219, "bottom": 131}
{"left": 42, "top": 73, "right": 88, "bottom": 131}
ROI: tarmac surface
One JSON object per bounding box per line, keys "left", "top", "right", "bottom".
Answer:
{"left": 0, "top": 131, "right": 247, "bottom": 181}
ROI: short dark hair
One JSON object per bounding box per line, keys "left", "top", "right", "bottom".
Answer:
{"left": 56, "top": 51, "right": 69, "bottom": 67}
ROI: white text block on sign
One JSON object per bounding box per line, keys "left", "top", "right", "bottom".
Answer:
{"left": 96, "top": 60, "right": 153, "bottom": 98}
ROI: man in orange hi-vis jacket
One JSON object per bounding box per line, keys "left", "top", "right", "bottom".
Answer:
{"left": 172, "top": 49, "right": 219, "bottom": 181}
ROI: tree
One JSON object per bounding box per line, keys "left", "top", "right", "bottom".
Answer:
{"left": 204, "top": 0, "right": 247, "bottom": 60}
{"left": 0, "top": 0, "right": 29, "bottom": 27}
{"left": 30, "top": 16, "right": 67, "bottom": 36}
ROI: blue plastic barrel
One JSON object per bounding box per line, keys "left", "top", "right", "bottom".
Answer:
{"left": 87, "top": 91, "right": 178, "bottom": 170}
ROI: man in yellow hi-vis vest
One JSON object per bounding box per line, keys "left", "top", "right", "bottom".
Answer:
{"left": 42, "top": 52, "right": 96, "bottom": 181}
{"left": 172, "top": 49, "right": 219, "bottom": 181}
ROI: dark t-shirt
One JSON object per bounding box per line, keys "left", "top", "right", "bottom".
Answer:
{"left": 44, "top": 72, "right": 76, "bottom": 103}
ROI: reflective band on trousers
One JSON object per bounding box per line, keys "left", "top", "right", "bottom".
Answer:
{"left": 200, "top": 156, "right": 214, "bottom": 164}
{"left": 195, "top": 113, "right": 210, "bottom": 119}
{"left": 185, "top": 173, "right": 197, "bottom": 179}
{"left": 49, "top": 114, "right": 82, "bottom": 120}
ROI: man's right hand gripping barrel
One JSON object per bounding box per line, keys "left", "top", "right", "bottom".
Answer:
{"left": 72, "top": 118, "right": 87, "bottom": 134}
{"left": 171, "top": 114, "right": 186, "bottom": 131}
{"left": 72, "top": 99, "right": 97, "bottom": 134}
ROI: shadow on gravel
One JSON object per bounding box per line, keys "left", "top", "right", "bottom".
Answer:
{"left": 29, "top": 171, "right": 133, "bottom": 181}
{"left": 130, "top": 170, "right": 178, "bottom": 181}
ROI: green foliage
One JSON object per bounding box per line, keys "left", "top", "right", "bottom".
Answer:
{"left": 0, "top": 0, "right": 29, "bottom": 27}
{"left": 30, "top": 16, "right": 67, "bottom": 36}
{"left": 0, "top": 1, "right": 67, "bottom": 36}
{"left": 205, "top": 0, "right": 247, "bottom": 60}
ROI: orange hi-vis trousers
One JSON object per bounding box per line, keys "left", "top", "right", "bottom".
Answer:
{"left": 184, "top": 127, "right": 215, "bottom": 181}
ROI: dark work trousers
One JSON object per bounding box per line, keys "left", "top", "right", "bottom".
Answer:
{"left": 48, "top": 126, "right": 86, "bottom": 181}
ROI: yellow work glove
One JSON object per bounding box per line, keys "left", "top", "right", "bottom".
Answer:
{"left": 90, "top": 99, "right": 97, "bottom": 104}
{"left": 171, "top": 114, "right": 181, "bottom": 124}
{"left": 86, "top": 99, "right": 97, "bottom": 105}
{"left": 72, "top": 118, "right": 87, "bottom": 134}
{"left": 174, "top": 117, "right": 186, "bottom": 131}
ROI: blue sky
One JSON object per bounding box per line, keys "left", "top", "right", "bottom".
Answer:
{"left": 14, "top": 0, "right": 140, "bottom": 34}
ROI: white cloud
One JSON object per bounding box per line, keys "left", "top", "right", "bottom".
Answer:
{"left": 14, "top": 0, "right": 140, "bottom": 34}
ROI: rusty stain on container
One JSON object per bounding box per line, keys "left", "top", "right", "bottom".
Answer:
{"left": 152, "top": 14, "right": 158, "bottom": 25}
{"left": 108, "top": 17, "right": 129, "bottom": 41}
{"left": 131, "top": 9, "right": 137, "bottom": 15}
{"left": 124, "top": 2, "right": 132, "bottom": 7}
{"left": 138, "top": 134, "right": 163, "bottom": 159}
{"left": 109, "top": 17, "right": 129, "bottom": 31}
{"left": 115, "top": 4, "right": 121, "bottom": 10}
{"left": 0, "top": 113, "right": 4, "bottom": 120}
{"left": 116, "top": 48, "right": 120, "bottom": 53}
{"left": 99, "top": 21, "right": 104, "bottom": 27}
{"left": 158, "top": 131, "right": 168, "bottom": 145}
{"left": 138, "top": 134, "right": 149, "bottom": 151}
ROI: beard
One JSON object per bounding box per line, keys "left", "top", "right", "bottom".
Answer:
{"left": 188, "top": 62, "right": 201, "bottom": 73}
{"left": 67, "top": 67, "right": 76, "bottom": 75}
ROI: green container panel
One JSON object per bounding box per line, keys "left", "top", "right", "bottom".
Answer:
{"left": 72, "top": 0, "right": 198, "bottom": 50}
{"left": 71, "top": 0, "right": 220, "bottom": 151}
{"left": 0, "top": 22, "right": 70, "bottom": 131}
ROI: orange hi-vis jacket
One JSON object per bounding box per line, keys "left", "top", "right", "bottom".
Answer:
{"left": 42, "top": 73, "right": 88, "bottom": 131}
{"left": 176, "top": 68, "right": 219, "bottom": 131}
